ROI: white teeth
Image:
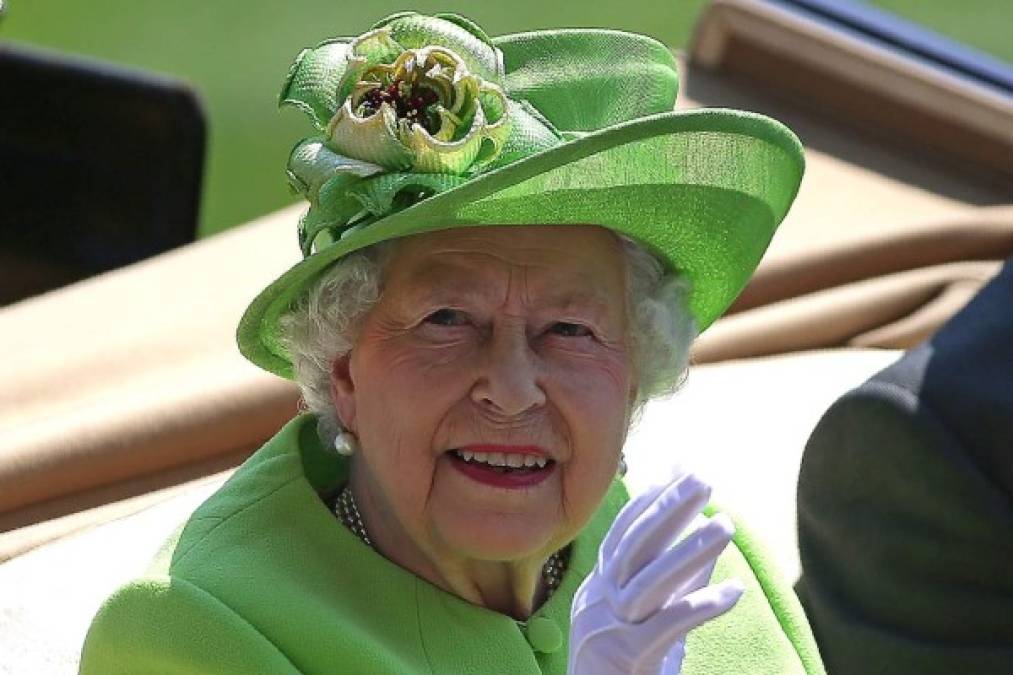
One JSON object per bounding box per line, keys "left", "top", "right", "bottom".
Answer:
{"left": 452, "top": 449, "right": 551, "bottom": 469}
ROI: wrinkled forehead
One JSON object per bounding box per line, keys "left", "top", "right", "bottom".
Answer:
{"left": 380, "top": 224, "right": 628, "bottom": 309}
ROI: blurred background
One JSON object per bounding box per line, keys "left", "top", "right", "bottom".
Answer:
{"left": 3, "top": 0, "right": 1010, "bottom": 239}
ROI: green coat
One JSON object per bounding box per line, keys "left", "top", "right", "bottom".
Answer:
{"left": 81, "top": 413, "right": 825, "bottom": 674}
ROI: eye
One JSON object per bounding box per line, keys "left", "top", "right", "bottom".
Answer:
{"left": 424, "top": 308, "right": 470, "bottom": 327}
{"left": 550, "top": 321, "right": 593, "bottom": 338}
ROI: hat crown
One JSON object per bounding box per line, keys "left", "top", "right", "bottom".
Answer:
{"left": 494, "top": 27, "right": 679, "bottom": 133}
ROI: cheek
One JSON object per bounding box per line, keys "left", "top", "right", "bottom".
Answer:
{"left": 547, "top": 349, "right": 632, "bottom": 429}
{"left": 546, "top": 352, "right": 632, "bottom": 515}
{"left": 356, "top": 340, "right": 476, "bottom": 432}
{"left": 350, "top": 339, "right": 476, "bottom": 499}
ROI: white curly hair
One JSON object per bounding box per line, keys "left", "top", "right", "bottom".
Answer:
{"left": 278, "top": 231, "right": 698, "bottom": 447}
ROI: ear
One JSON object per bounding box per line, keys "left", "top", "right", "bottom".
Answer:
{"left": 330, "top": 352, "right": 358, "bottom": 433}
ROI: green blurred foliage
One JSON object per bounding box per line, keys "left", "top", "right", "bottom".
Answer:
{"left": 1, "top": 1, "right": 1009, "bottom": 238}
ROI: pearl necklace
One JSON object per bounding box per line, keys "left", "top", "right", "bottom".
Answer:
{"left": 332, "top": 484, "right": 570, "bottom": 598}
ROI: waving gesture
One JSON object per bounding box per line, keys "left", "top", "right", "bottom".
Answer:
{"left": 568, "top": 472, "right": 743, "bottom": 675}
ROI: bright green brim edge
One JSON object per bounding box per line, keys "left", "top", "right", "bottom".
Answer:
{"left": 238, "top": 108, "right": 804, "bottom": 379}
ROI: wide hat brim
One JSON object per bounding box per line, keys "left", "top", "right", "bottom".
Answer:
{"left": 239, "top": 107, "right": 804, "bottom": 379}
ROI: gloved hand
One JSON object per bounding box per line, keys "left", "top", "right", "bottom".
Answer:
{"left": 567, "top": 472, "right": 743, "bottom": 675}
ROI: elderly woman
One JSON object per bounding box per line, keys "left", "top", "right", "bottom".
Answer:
{"left": 81, "top": 12, "right": 823, "bottom": 675}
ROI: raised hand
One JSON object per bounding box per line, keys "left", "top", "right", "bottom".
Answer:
{"left": 568, "top": 472, "right": 743, "bottom": 675}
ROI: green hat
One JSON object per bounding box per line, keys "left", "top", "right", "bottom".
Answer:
{"left": 238, "top": 11, "right": 805, "bottom": 378}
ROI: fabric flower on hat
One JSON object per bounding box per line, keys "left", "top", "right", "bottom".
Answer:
{"left": 281, "top": 12, "right": 562, "bottom": 256}
{"left": 330, "top": 34, "right": 511, "bottom": 174}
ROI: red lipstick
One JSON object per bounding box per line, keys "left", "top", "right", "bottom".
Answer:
{"left": 447, "top": 446, "right": 555, "bottom": 489}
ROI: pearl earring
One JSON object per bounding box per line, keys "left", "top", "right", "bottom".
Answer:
{"left": 334, "top": 431, "right": 358, "bottom": 456}
{"left": 617, "top": 453, "right": 628, "bottom": 478}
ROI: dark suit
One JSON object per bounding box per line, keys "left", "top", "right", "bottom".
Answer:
{"left": 796, "top": 259, "right": 1013, "bottom": 674}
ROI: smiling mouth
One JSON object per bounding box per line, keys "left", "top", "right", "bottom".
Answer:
{"left": 447, "top": 448, "right": 555, "bottom": 474}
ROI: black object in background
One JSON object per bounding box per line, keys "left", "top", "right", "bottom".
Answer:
{"left": 0, "top": 42, "right": 206, "bottom": 305}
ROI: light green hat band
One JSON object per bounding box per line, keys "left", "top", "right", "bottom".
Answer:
{"left": 238, "top": 11, "right": 804, "bottom": 379}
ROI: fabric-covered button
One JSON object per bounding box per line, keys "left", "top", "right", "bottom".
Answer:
{"left": 524, "top": 616, "right": 562, "bottom": 653}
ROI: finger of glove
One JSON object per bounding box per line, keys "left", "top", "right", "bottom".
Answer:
{"left": 611, "top": 514, "right": 734, "bottom": 623}
{"left": 611, "top": 473, "right": 711, "bottom": 589}
{"left": 599, "top": 468, "right": 685, "bottom": 564}
{"left": 678, "top": 549, "right": 720, "bottom": 600}
{"left": 664, "top": 527, "right": 736, "bottom": 611}
{"left": 636, "top": 578, "right": 745, "bottom": 668}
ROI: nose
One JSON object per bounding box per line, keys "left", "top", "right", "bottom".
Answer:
{"left": 470, "top": 324, "right": 546, "bottom": 416}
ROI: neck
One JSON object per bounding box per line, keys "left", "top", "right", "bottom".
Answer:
{"left": 345, "top": 472, "right": 553, "bottom": 621}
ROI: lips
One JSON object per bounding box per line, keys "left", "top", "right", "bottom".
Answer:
{"left": 450, "top": 448, "right": 550, "bottom": 469}
{"left": 446, "top": 445, "right": 556, "bottom": 489}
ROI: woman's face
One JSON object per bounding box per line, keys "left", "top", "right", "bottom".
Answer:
{"left": 331, "top": 224, "right": 635, "bottom": 565}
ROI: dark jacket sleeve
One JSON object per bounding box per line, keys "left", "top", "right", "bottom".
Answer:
{"left": 796, "top": 259, "right": 1013, "bottom": 675}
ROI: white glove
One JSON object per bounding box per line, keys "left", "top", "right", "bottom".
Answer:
{"left": 567, "top": 472, "right": 744, "bottom": 675}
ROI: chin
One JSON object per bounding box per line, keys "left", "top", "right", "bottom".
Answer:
{"left": 437, "top": 510, "right": 563, "bottom": 562}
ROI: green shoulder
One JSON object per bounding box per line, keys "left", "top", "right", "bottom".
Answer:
{"left": 80, "top": 575, "right": 301, "bottom": 674}
{"left": 682, "top": 504, "right": 826, "bottom": 675}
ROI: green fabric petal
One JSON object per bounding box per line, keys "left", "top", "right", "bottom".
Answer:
{"left": 333, "top": 29, "right": 406, "bottom": 111}
{"left": 382, "top": 13, "right": 502, "bottom": 85}
{"left": 447, "top": 70, "right": 480, "bottom": 118}
{"left": 334, "top": 59, "right": 369, "bottom": 111}
{"left": 430, "top": 106, "right": 462, "bottom": 142}
{"left": 402, "top": 102, "right": 485, "bottom": 174}
{"left": 432, "top": 13, "right": 496, "bottom": 51}
{"left": 346, "top": 172, "right": 468, "bottom": 216}
{"left": 494, "top": 29, "right": 678, "bottom": 132}
{"left": 287, "top": 138, "right": 383, "bottom": 200}
{"left": 368, "top": 11, "right": 419, "bottom": 31}
{"left": 279, "top": 39, "right": 354, "bottom": 129}
{"left": 479, "top": 83, "right": 507, "bottom": 124}
{"left": 350, "top": 26, "right": 404, "bottom": 64}
{"left": 327, "top": 100, "right": 413, "bottom": 170}
{"left": 419, "top": 69, "right": 454, "bottom": 103}
{"left": 297, "top": 208, "right": 334, "bottom": 258}
{"left": 471, "top": 84, "right": 511, "bottom": 170}
{"left": 350, "top": 80, "right": 382, "bottom": 106}
{"left": 297, "top": 180, "right": 369, "bottom": 257}
{"left": 479, "top": 98, "right": 564, "bottom": 172}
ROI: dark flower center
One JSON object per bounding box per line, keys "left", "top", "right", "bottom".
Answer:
{"left": 359, "top": 79, "right": 441, "bottom": 134}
